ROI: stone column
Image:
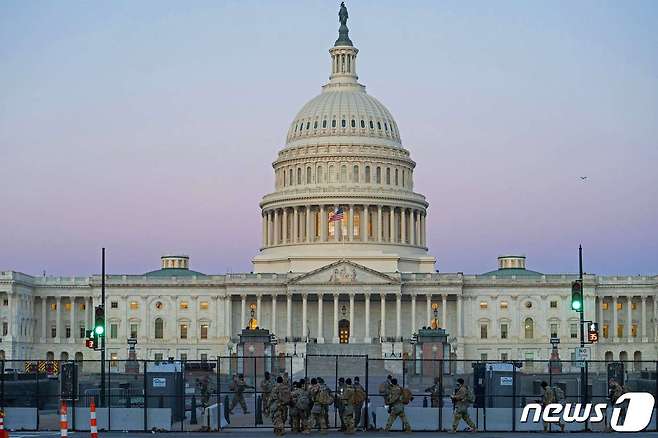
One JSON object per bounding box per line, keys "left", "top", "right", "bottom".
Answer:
{"left": 334, "top": 204, "right": 340, "bottom": 242}
{"left": 409, "top": 210, "right": 415, "bottom": 245}
{"left": 612, "top": 296, "right": 618, "bottom": 341}
{"left": 306, "top": 205, "right": 312, "bottom": 243}
{"left": 627, "top": 296, "right": 633, "bottom": 339}
{"left": 215, "top": 296, "right": 222, "bottom": 338}
{"left": 333, "top": 294, "right": 339, "bottom": 343}
{"left": 87, "top": 297, "right": 92, "bottom": 330}
{"left": 380, "top": 294, "right": 386, "bottom": 339}
{"left": 426, "top": 294, "right": 431, "bottom": 326}
{"left": 293, "top": 207, "right": 299, "bottom": 243}
{"left": 42, "top": 297, "right": 48, "bottom": 340}
{"left": 286, "top": 293, "right": 293, "bottom": 339}
{"left": 240, "top": 295, "right": 246, "bottom": 331}
{"left": 364, "top": 293, "right": 371, "bottom": 343}
{"left": 348, "top": 205, "right": 354, "bottom": 241}
{"left": 282, "top": 208, "right": 288, "bottom": 243}
{"left": 362, "top": 205, "right": 369, "bottom": 242}
{"left": 457, "top": 296, "right": 463, "bottom": 337}
{"left": 70, "top": 297, "right": 76, "bottom": 340}
{"left": 271, "top": 294, "right": 277, "bottom": 335}
{"left": 654, "top": 297, "right": 658, "bottom": 342}
{"left": 597, "top": 296, "right": 603, "bottom": 329}
{"left": 641, "top": 296, "right": 647, "bottom": 340}
{"left": 442, "top": 294, "right": 447, "bottom": 329}
{"left": 416, "top": 211, "right": 421, "bottom": 245}
{"left": 349, "top": 293, "right": 355, "bottom": 342}
{"left": 225, "top": 296, "right": 232, "bottom": 339}
{"left": 389, "top": 207, "right": 395, "bottom": 242}
{"left": 56, "top": 296, "right": 62, "bottom": 342}
{"left": 256, "top": 295, "right": 262, "bottom": 325}
{"left": 396, "top": 294, "right": 402, "bottom": 339}
{"left": 401, "top": 208, "right": 406, "bottom": 244}
{"left": 320, "top": 205, "right": 327, "bottom": 242}
{"left": 302, "top": 293, "right": 308, "bottom": 341}
{"left": 377, "top": 205, "right": 382, "bottom": 242}
{"left": 410, "top": 293, "right": 416, "bottom": 333}
{"left": 273, "top": 209, "right": 279, "bottom": 244}
{"left": 262, "top": 213, "right": 267, "bottom": 247}
{"left": 317, "top": 293, "right": 324, "bottom": 343}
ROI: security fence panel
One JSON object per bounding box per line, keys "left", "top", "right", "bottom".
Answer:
{"left": 180, "top": 359, "right": 218, "bottom": 431}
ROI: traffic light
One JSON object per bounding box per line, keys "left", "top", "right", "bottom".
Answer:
{"left": 588, "top": 322, "right": 599, "bottom": 343}
{"left": 85, "top": 329, "right": 95, "bottom": 349}
{"left": 94, "top": 305, "right": 105, "bottom": 337}
{"left": 571, "top": 280, "right": 583, "bottom": 312}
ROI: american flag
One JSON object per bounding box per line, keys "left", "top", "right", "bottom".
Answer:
{"left": 329, "top": 207, "right": 344, "bottom": 222}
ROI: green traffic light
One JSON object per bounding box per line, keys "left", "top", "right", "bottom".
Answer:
{"left": 94, "top": 325, "right": 104, "bottom": 335}
{"left": 571, "top": 299, "right": 582, "bottom": 311}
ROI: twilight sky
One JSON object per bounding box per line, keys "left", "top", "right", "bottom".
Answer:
{"left": 1, "top": 1, "right": 657, "bottom": 277}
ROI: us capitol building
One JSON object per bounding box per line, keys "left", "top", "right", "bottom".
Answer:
{"left": 1, "top": 5, "right": 656, "bottom": 367}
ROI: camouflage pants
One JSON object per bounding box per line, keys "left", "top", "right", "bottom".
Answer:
{"left": 343, "top": 412, "right": 355, "bottom": 434}
{"left": 385, "top": 409, "right": 411, "bottom": 431}
{"left": 292, "top": 412, "right": 310, "bottom": 433}
{"left": 312, "top": 407, "right": 328, "bottom": 432}
{"left": 272, "top": 406, "right": 287, "bottom": 435}
{"left": 230, "top": 394, "right": 248, "bottom": 413}
{"left": 262, "top": 393, "right": 271, "bottom": 415}
{"left": 452, "top": 407, "right": 476, "bottom": 431}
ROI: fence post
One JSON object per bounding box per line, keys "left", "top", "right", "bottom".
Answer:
{"left": 655, "top": 361, "right": 658, "bottom": 432}
{"left": 512, "top": 363, "right": 516, "bottom": 432}
{"left": 364, "top": 354, "right": 369, "bottom": 431}
{"left": 143, "top": 360, "right": 148, "bottom": 432}
{"left": 438, "top": 359, "right": 443, "bottom": 431}
{"left": 36, "top": 361, "right": 40, "bottom": 430}
{"left": 217, "top": 356, "right": 221, "bottom": 429}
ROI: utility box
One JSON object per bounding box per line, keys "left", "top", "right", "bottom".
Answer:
{"left": 146, "top": 361, "right": 184, "bottom": 421}
{"left": 474, "top": 362, "right": 521, "bottom": 408}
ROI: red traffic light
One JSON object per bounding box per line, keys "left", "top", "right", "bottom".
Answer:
{"left": 85, "top": 338, "right": 95, "bottom": 349}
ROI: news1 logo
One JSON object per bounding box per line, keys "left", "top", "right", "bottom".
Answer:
{"left": 521, "top": 392, "right": 655, "bottom": 432}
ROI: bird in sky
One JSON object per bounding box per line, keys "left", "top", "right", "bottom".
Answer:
{"left": 579, "top": 176, "right": 588, "bottom": 180}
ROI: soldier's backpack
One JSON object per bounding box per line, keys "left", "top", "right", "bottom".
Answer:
{"left": 296, "top": 391, "right": 311, "bottom": 410}
{"left": 400, "top": 387, "right": 414, "bottom": 405}
{"left": 351, "top": 387, "right": 367, "bottom": 406}
{"left": 553, "top": 386, "right": 566, "bottom": 402}
{"left": 465, "top": 386, "right": 476, "bottom": 404}
{"left": 278, "top": 384, "right": 291, "bottom": 404}
{"left": 317, "top": 387, "right": 334, "bottom": 406}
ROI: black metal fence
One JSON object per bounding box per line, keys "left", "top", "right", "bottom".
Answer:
{"left": 0, "top": 357, "right": 656, "bottom": 432}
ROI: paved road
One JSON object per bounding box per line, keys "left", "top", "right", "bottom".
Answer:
{"left": 11, "top": 432, "right": 658, "bottom": 438}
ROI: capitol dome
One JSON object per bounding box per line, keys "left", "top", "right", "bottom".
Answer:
{"left": 253, "top": 3, "right": 436, "bottom": 274}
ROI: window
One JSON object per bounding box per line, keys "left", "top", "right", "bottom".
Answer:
{"left": 384, "top": 122, "right": 388, "bottom": 131}
{"left": 369, "top": 120, "right": 374, "bottom": 129}
{"left": 317, "top": 166, "right": 323, "bottom": 183}
{"left": 306, "top": 167, "right": 312, "bottom": 184}
{"left": 500, "top": 302, "right": 508, "bottom": 309}
{"left": 351, "top": 119, "right": 355, "bottom": 127}
{"left": 480, "top": 324, "right": 488, "bottom": 339}
{"left": 322, "top": 119, "right": 327, "bottom": 128}
{"left": 479, "top": 302, "right": 488, "bottom": 310}
{"left": 305, "top": 122, "right": 310, "bottom": 130}
{"left": 65, "top": 303, "right": 72, "bottom": 311}
{"left": 154, "top": 353, "right": 163, "bottom": 361}
{"left": 201, "top": 324, "right": 209, "bottom": 339}
{"left": 79, "top": 303, "right": 86, "bottom": 311}
{"left": 550, "top": 301, "right": 558, "bottom": 308}
{"left": 110, "top": 323, "right": 118, "bottom": 339}
{"left": 155, "top": 301, "right": 163, "bottom": 310}
{"left": 180, "top": 302, "right": 189, "bottom": 310}
{"left": 386, "top": 168, "right": 391, "bottom": 184}
{"left": 180, "top": 324, "right": 188, "bottom": 339}
{"left": 480, "top": 353, "right": 488, "bottom": 361}
{"left": 376, "top": 167, "right": 381, "bottom": 184}
{"left": 201, "top": 353, "right": 208, "bottom": 362}
{"left": 110, "top": 352, "right": 118, "bottom": 367}
{"left": 550, "top": 323, "right": 559, "bottom": 338}
{"left": 200, "top": 301, "right": 209, "bottom": 311}
{"left": 500, "top": 323, "right": 508, "bottom": 339}
{"left": 154, "top": 318, "right": 164, "bottom": 339}
{"left": 602, "top": 302, "right": 609, "bottom": 310}
{"left": 360, "top": 120, "right": 365, "bottom": 128}
{"left": 340, "top": 165, "right": 347, "bottom": 182}
{"left": 377, "top": 121, "right": 381, "bottom": 129}
{"left": 332, "top": 119, "right": 336, "bottom": 128}
{"left": 631, "top": 302, "right": 637, "bottom": 310}
{"left": 341, "top": 119, "right": 346, "bottom": 128}
{"left": 51, "top": 326, "right": 56, "bottom": 338}
{"left": 500, "top": 353, "right": 508, "bottom": 361}
{"left": 617, "top": 324, "right": 624, "bottom": 338}
{"left": 631, "top": 324, "right": 638, "bottom": 337}
{"left": 180, "top": 353, "right": 187, "bottom": 362}
{"left": 130, "top": 301, "right": 138, "bottom": 310}
{"left": 313, "top": 121, "right": 317, "bottom": 129}
{"left": 50, "top": 303, "right": 57, "bottom": 311}
{"left": 525, "top": 301, "right": 533, "bottom": 309}
{"left": 395, "top": 169, "right": 398, "bottom": 185}
{"left": 616, "top": 302, "right": 623, "bottom": 310}
{"left": 353, "top": 165, "right": 359, "bottom": 182}
{"left": 2, "top": 299, "right": 7, "bottom": 306}
{"left": 2, "top": 323, "right": 7, "bottom": 336}
{"left": 570, "top": 323, "right": 578, "bottom": 339}
{"left": 524, "top": 318, "right": 534, "bottom": 339}
{"left": 111, "top": 301, "right": 118, "bottom": 309}
{"left": 66, "top": 326, "right": 71, "bottom": 338}
{"left": 365, "top": 166, "right": 370, "bottom": 183}
{"left": 602, "top": 324, "right": 609, "bottom": 338}
{"left": 130, "top": 323, "right": 138, "bottom": 339}
{"left": 297, "top": 168, "right": 301, "bottom": 184}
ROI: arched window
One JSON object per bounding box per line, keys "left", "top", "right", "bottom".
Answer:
{"left": 353, "top": 165, "right": 359, "bottom": 182}
{"left": 341, "top": 119, "right": 346, "bottom": 128}
{"left": 306, "top": 122, "right": 310, "bottom": 130}
{"left": 323, "top": 120, "right": 327, "bottom": 128}
{"left": 306, "top": 167, "right": 312, "bottom": 184}
{"left": 365, "top": 166, "right": 371, "bottom": 183}
{"left": 294, "top": 123, "right": 298, "bottom": 132}
{"left": 340, "top": 165, "right": 347, "bottom": 182}
{"left": 297, "top": 168, "right": 301, "bottom": 185}
{"left": 377, "top": 121, "right": 382, "bottom": 130}
{"left": 386, "top": 168, "right": 391, "bottom": 184}
{"left": 155, "top": 318, "right": 164, "bottom": 339}
{"left": 46, "top": 351, "right": 54, "bottom": 361}
{"left": 524, "top": 318, "right": 534, "bottom": 339}
{"left": 395, "top": 169, "right": 399, "bottom": 185}
{"left": 314, "top": 121, "right": 318, "bottom": 129}
{"left": 317, "top": 166, "right": 323, "bottom": 183}
{"left": 60, "top": 351, "right": 69, "bottom": 361}
{"left": 282, "top": 170, "right": 286, "bottom": 187}
{"left": 288, "top": 169, "right": 293, "bottom": 185}
{"left": 332, "top": 119, "right": 336, "bottom": 128}
{"left": 384, "top": 122, "right": 388, "bottom": 131}
{"left": 299, "top": 122, "right": 303, "bottom": 132}
{"left": 329, "top": 165, "right": 335, "bottom": 182}
{"left": 376, "top": 167, "right": 381, "bottom": 184}
{"left": 402, "top": 169, "right": 406, "bottom": 187}
{"left": 351, "top": 119, "right": 355, "bottom": 128}
{"left": 360, "top": 120, "right": 365, "bottom": 128}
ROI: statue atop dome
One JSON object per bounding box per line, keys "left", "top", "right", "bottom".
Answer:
{"left": 335, "top": 2, "right": 353, "bottom": 47}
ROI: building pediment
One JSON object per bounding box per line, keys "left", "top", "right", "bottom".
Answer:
{"left": 288, "top": 260, "right": 400, "bottom": 286}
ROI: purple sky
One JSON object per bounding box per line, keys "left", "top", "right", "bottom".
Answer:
{"left": 1, "top": 1, "right": 657, "bottom": 277}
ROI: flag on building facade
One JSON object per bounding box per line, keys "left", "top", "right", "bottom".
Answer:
{"left": 329, "top": 207, "right": 344, "bottom": 222}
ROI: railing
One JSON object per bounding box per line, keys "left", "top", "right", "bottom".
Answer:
{"left": 0, "top": 358, "right": 655, "bottom": 432}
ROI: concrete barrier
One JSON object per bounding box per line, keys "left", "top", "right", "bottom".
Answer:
{"left": 4, "top": 407, "right": 37, "bottom": 430}
{"left": 206, "top": 403, "right": 228, "bottom": 430}
{"left": 74, "top": 407, "right": 171, "bottom": 431}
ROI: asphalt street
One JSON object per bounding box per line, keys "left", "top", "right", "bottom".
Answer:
{"left": 7, "top": 433, "right": 658, "bottom": 438}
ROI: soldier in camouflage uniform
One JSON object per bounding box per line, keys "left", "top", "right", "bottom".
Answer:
{"left": 309, "top": 377, "right": 329, "bottom": 434}
{"left": 451, "top": 378, "right": 476, "bottom": 432}
{"left": 290, "top": 380, "right": 311, "bottom": 434}
{"left": 425, "top": 376, "right": 442, "bottom": 408}
{"left": 353, "top": 376, "right": 366, "bottom": 430}
{"left": 608, "top": 378, "right": 626, "bottom": 430}
{"left": 384, "top": 378, "right": 411, "bottom": 432}
{"left": 540, "top": 381, "right": 564, "bottom": 432}
{"left": 229, "top": 373, "right": 253, "bottom": 415}
{"left": 340, "top": 378, "right": 356, "bottom": 434}
{"left": 261, "top": 371, "right": 274, "bottom": 416}
{"left": 271, "top": 376, "right": 289, "bottom": 436}
{"left": 337, "top": 377, "right": 347, "bottom": 431}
